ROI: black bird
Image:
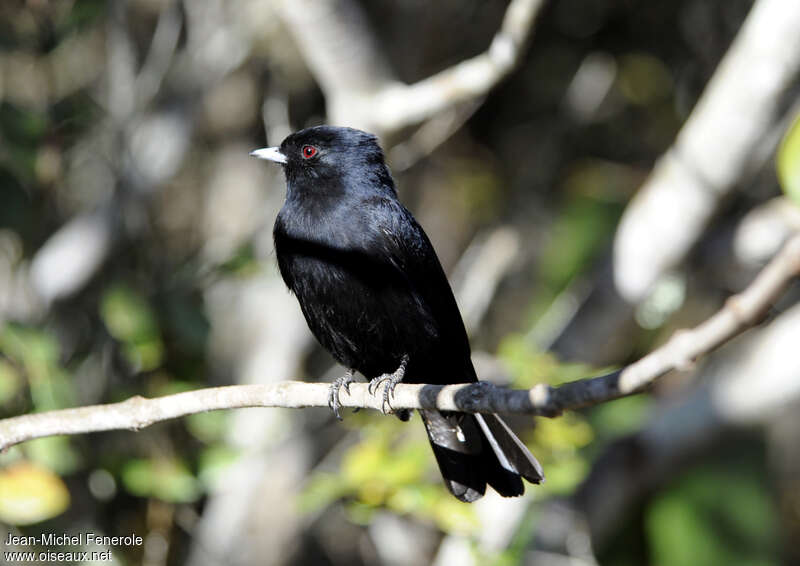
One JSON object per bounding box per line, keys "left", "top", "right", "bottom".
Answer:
{"left": 251, "top": 126, "right": 543, "bottom": 501}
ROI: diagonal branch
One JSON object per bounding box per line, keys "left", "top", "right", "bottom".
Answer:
{"left": 370, "top": 0, "right": 546, "bottom": 133}
{"left": 1, "top": 234, "right": 799, "bottom": 452}
{"left": 613, "top": 0, "right": 800, "bottom": 302}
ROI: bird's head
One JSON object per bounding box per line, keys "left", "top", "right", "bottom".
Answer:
{"left": 250, "top": 126, "right": 395, "bottom": 196}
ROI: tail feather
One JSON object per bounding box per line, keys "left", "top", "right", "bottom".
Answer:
{"left": 475, "top": 413, "right": 545, "bottom": 484}
{"left": 420, "top": 409, "right": 485, "bottom": 501}
{"left": 420, "top": 410, "right": 543, "bottom": 502}
{"left": 427, "top": 443, "right": 486, "bottom": 502}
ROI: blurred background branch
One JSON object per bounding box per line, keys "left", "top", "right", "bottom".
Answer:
{"left": 613, "top": 0, "right": 800, "bottom": 302}
{"left": 272, "top": 0, "right": 546, "bottom": 136}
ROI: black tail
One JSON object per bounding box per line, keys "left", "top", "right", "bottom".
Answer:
{"left": 419, "top": 410, "right": 544, "bottom": 502}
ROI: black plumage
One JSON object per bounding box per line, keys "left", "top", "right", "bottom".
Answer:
{"left": 251, "top": 126, "right": 543, "bottom": 501}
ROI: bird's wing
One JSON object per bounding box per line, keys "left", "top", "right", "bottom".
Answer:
{"left": 276, "top": 193, "right": 476, "bottom": 381}
{"left": 356, "top": 196, "right": 477, "bottom": 381}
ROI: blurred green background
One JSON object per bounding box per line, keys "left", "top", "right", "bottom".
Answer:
{"left": 1, "top": 1, "right": 799, "bottom": 565}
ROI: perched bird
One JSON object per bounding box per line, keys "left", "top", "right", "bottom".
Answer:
{"left": 251, "top": 126, "right": 543, "bottom": 501}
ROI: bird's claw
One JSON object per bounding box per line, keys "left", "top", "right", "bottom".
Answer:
{"left": 367, "top": 355, "right": 409, "bottom": 415}
{"left": 367, "top": 374, "right": 388, "bottom": 396}
{"left": 328, "top": 369, "right": 357, "bottom": 421}
{"left": 366, "top": 375, "right": 394, "bottom": 414}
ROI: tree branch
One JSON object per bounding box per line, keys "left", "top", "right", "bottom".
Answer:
{"left": 613, "top": 0, "right": 800, "bottom": 301}
{"left": 370, "top": 0, "right": 546, "bottom": 133}
{"left": 2, "top": 234, "right": 799, "bottom": 452}
{"left": 273, "top": 0, "right": 546, "bottom": 134}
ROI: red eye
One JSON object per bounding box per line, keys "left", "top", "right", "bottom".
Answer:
{"left": 302, "top": 145, "right": 317, "bottom": 159}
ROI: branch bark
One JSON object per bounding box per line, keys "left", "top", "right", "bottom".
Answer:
{"left": 2, "top": 234, "right": 799, "bottom": 451}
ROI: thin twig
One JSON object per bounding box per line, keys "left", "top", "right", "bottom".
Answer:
{"left": 2, "top": 234, "right": 799, "bottom": 452}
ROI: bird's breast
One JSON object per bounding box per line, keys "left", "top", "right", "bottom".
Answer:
{"left": 273, "top": 240, "right": 439, "bottom": 377}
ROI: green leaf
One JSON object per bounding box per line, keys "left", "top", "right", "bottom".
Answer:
{"left": 197, "top": 445, "right": 238, "bottom": 490}
{"left": 590, "top": 395, "right": 653, "bottom": 437}
{"left": 777, "top": 111, "right": 800, "bottom": 205}
{"left": 537, "top": 455, "right": 589, "bottom": 495}
{"left": 298, "top": 473, "right": 349, "bottom": 514}
{"left": 532, "top": 414, "right": 594, "bottom": 452}
{"left": 496, "top": 334, "right": 600, "bottom": 389}
{"left": 298, "top": 416, "right": 483, "bottom": 533}
{"left": 0, "top": 324, "right": 75, "bottom": 410}
{"left": 25, "top": 436, "right": 82, "bottom": 475}
{"left": 186, "top": 410, "right": 230, "bottom": 443}
{"left": 121, "top": 458, "right": 201, "bottom": 503}
{"left": 430, "top": 493, "right": 480, "bottom": 534}
{"left": 341, "top": 437, "right": 387, "bottom": 487}
{"left": 101, "top": 285, "right": 158, "bottom": 342}
{"left": 0, "top": 324, "right": 59, "bottom": 381}
{"left": 345, "top": 500, "right": 377, "bottom": 525}
{"left": 100, "top": 285, "right": 164, "bottom": 371}
{"left": 538, "top": 197, "right": 618, "bottom": 292}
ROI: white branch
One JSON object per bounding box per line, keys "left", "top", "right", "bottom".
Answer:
{"left": 618, "top": 233, "right": 800, "bottom": 393}
{"left": 370, "top": 0, "right": 545, "bottom": 133}
{"left": 271, "top": 0, "right": 394, "bottom": 112}
{"left": 2, "top": 234, "right": 799, "bottom": 451}
{"left": 613, "top": 0, "right": 800, "bottom": 301}
{"left": 273, "top": 0, "right": 545, "bottom": 134}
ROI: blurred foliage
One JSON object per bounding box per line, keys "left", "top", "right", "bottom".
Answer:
{"left": 0, "top": 358, "right": 23, "bottom": 404}
{"left": 588, "top": 395, "right": 653, "bottom": 439}
{"left": 24, "top": 436, "right": 82, "bottom": 476}
{"left": 0, "top": 0, "right": 789, "bottom": 564}
{"left": 497, "top": 335, "right": 603, "bottom": 495}
{"left": 100, "top": 285, "right": 164, "bottom": 372}
{"left": 217, "top": 242, "right": 261, "bottom": 277}
{"left": 300, "top": 336, "right": 646, "bottom": 531}
{"left": 0, "top": 461, "right": 70, "bottom": 525}
{"left": 0, "top": 324, "right": 75, "bottom": 411}
{"left": 122, "top": 457, "right": 201, "bottom": 503}
{"left": 301, "top": 417, "right": 479, "bottom": 535}
{"left": 527, "top": 180, "right": 626, "bottom": 324}
{"left": 645, "top": 453, "right": 779, "bottom": 566}
{"left": 617, "top": 53, "right": 673, "bottom": 107}
{"left": 777, "top": 110, "right": 800, "bottom": 205}
{"left": 185, "top": 409, "right": 230, "bottom": 444}
{"left": 497, "top": 334, "right": 600, "bottom": 389}
{"left": 197, "top": 444, "right": 239, "bottom": 491}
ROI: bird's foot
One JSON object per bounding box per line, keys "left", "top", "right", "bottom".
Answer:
{"left": 328, "top": 369, "right": 357, "bottom": 421}
{"left": 367, "top": 355, "right": 409, "bottom": 414}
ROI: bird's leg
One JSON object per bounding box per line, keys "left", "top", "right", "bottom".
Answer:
{"left": 367, "top": 355, "right": 409, "bottom": 414}
{"left": 328, "top": 368, "right": 357, "bottom": 421}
